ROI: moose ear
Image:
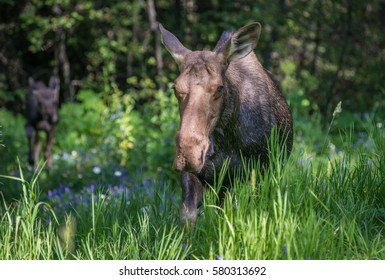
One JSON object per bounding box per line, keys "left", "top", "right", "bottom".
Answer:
{"left": 217, "top": 22, "right": 261, "bottom": 63}
{"left": 28, "top": 77, "right": 36, "bottom": 90}
{"left": 49, "top": 76, "right": 60, "bottom": 90}
{"left": 159, "top": 24, "right": 191, "bottom": 65}
{"left": 49, "top": 76, "right": 60, "bottom": 101}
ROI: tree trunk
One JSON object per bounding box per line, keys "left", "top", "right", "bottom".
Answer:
{"left": 310, "top": 2, "right": 323, "bottom": 75}
{"left": 174, "top": 0, "right": 183, "bottom": 40}
{"left": 324, "top": 0, "right": 353, "bottom": 115}
{"left": 126, "top": 19, "right": 138, "bottom": 91}
{"left": 59, "top": 30, "right": 72, "bottom": 102}
{"left": 53, "top": 4, "right": 72, "bottom": 102}
{"left": 147, "top": 0, "right": 164, "bottom": 90}
{"left": 264, "top": 0, "right": 286, "bottom": 69}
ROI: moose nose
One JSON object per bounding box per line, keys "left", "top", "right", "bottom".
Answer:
{"left": 174, "top": 132, "right": 209, "bottom": 173}
{"left": 173, "top": 154, "right": 186, "bottom": 172}
{"left": 173, "top": 154, "right": 204, "bottom": 173}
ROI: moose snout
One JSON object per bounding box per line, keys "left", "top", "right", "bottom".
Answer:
{"left": 173, "top": 131, "right": 209, "bottom": 173}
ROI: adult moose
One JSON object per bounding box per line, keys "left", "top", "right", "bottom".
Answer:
{"left": 25, "top": 76, "right": 60, "bottom": 170}
{"left": 159, "top": 22, "right": 293, "bottom": 228}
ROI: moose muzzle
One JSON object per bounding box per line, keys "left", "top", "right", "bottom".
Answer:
{"left": 173, "top": 131, "right": 210, "bottom": 173}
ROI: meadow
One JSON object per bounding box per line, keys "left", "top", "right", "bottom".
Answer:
{"left": 1, "top": 86, "right": 385, "bottom": 260}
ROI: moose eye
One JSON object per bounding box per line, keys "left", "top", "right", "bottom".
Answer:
{"left": 171, "top": 84, "right": 178, "bottom": 97}
{"left": 171, "top": 84, "right": 184, "bottom": 100}
{"left": 214, "top": 85, "right": 224, "bottom": 99}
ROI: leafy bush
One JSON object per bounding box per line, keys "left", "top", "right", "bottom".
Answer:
{"left": 130, "top": 86, "right": 179, "bottom": 182}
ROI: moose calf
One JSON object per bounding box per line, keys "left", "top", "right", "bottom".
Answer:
{"left": 160, "top": 22, "right": 293, "bottom": 228}
{"left": 25, "top": 76, "right": 60, "bottom": 170}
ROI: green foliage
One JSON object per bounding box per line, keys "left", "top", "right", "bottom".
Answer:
{"left": 0, "top": 83, "right": 178, "bottom": 196}
{"left": 58, "top": 89, "right": 105, "bottom": 151}
{"left": 55, "top": 84, "right": 178, "bottom": 181}
{"left": 2, "top": 0, "right": 385, "bottom": 122}
{"left": 280, "top": 59, "right": 318, "bottom": 115}
{"left": 130, "top": 85, "right": 179, "bottom": 180}
{"left": 0, "top": 109, "right": 27, "bottom": 199}
{"left": 57, "top": 87, "right": 136, "bottom": 166}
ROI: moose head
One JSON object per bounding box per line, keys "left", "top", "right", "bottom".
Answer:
{"left": 160, "top": 23, "right": 262, "bottom": 174}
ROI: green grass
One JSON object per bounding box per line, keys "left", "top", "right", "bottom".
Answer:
{"left": 1, "top": 120, "right": 384, "bottom": 260}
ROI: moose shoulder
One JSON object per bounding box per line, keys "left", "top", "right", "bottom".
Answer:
{"left": 159, "top": 23, "right": 293, "bottom": 228}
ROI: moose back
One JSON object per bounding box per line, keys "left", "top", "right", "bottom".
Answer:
{"left": 25, "top": 76, "right": 60, "bottom": 170}
{"left": 160, "top": 22, "right": 293, "bottom": 228}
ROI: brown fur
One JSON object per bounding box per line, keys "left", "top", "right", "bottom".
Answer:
{"left": 160, "top": 23, "right": 293, "bottom": 228}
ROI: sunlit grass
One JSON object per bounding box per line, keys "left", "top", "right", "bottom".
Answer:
{"left": 1, "top": 118, "right": 385, "bottom": 259}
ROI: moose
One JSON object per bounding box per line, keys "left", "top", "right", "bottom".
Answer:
{"left": 25, "top": 76, "right": 60, "bottom": 170}
{"left": 159, "top": 22, "right": 293, "bottom": 228}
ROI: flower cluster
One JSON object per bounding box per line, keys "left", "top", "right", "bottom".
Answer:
{"left": 43, "top": 163, "right": 167, "bottom": 217}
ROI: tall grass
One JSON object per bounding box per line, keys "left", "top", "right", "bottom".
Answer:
{"left": 1, "top": 122, "right": 385, "bottom": 260}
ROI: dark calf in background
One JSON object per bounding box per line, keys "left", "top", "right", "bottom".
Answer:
{"left": 160, "top": 23, "right": 293, "bottom": 228}
{"left": 25, "top": 76, "right": 60, "bottom": 170}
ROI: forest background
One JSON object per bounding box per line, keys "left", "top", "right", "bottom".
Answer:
{"left": 0, "top": 0, "right": 384, "bottom": 260}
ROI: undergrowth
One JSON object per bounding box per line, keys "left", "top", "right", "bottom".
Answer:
{"left": 1, "top": 121, "right": 384, "bottom": 260}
